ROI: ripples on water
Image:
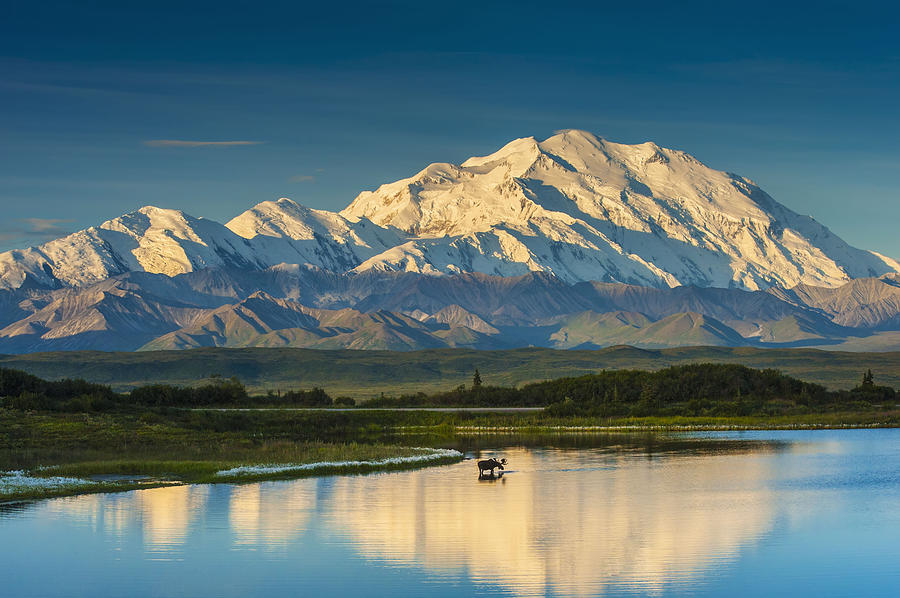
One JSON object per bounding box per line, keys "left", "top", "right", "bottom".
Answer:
{"left": 1, "top": 430, "right": 899, "bottom": 597}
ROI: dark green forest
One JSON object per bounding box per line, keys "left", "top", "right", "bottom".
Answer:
{"left": 1, "top": 363, "right": 895, "bottom": 418}
{"left": 367, "top": 363, "right": 897, "bottom": 417}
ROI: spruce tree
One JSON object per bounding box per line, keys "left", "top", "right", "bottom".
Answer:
{"left": 862, "top": 369, "right": 874, "bottom": 388}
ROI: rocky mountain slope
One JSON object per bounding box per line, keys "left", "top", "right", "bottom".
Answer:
{"left": 770, "top": 276, "right": 900, "bottom": 329}
{"left": 0, "top": 267, "right": 896, "bottom": 353}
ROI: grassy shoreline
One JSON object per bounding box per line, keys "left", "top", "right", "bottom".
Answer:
{"left": 1, "top": 445, "right": 463, "bottom": 503}
{"left": 446, "top": 411, "right": 900, "bottom": 431}
{"left": 3, "top": 406, "right": 897, "bottom": 503}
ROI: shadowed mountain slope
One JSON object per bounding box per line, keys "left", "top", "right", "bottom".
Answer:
{"left": 0, "top": 268, "right": 893, "bottom": 352}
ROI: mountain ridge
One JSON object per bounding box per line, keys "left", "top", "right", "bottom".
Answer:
{"left": 1, "top": 131, "right": 898, "bottom": 353}
{"left": 1, "top": 131, "right": 896, "bottom": 293}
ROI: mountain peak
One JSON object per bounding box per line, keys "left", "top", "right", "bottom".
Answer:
{"left": 227, "top": 197, "right": 356, "bottom": 241}
{"left": 340, "top": 131, "right": 899, "bottom": 289}
{"left": 460, "top": 136, "right": 541, "bottom": 170}
{"left": 136, "top": 205, "right": 180, "bottom": 216}
{"left": 545, "top": 128, "right": 604, "bottom": 145}
{"left": 100, "top": 205, "right": 204, "bottom": 241}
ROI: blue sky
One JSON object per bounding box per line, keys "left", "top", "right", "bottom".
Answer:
{"left": 1, "top": 0, "right": 898, "bottom": 258}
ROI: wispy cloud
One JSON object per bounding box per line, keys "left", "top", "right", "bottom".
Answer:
{"left": 143, "top": 140, "right": 263, "bottom": 147}
{"left": 0, "top": 218, "right": 73, "bottom": 246}
{"left": 289, "top": 174, "right": 316, "bottom": 183}
{"left": 21, "top": 217, "right": 73, "bottom": 233}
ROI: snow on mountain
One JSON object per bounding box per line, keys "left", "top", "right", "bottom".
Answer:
{"left": 0, "top": 200, "right": 401, "bottom": 291}
{"left": 225, "top": 197, "right": 404, "bottom": 268}
{"left": 342, "top": 130, "right": 898, "bottom": 289}
{"left": 0, "top": 206, "right": 263, "bottom": 290}
{"left": 1, "top": 131, "right": 897, "bottom": 294}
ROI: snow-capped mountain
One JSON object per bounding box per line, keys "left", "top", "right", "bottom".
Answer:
{"left": 0, "top": 206, "right": 255, "bottom": 289}
{"left": 341, "top": 130, "right": 898, "bottom": 289}
{"left": 0, "top": 202, "right": 401, "bottom": 290}
{"left": 0, "top": 130, "right": 897, "bottom": 296}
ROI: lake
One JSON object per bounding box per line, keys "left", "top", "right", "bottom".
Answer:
{"left": 2, "top": 429, "right": 899, "bottom": 597}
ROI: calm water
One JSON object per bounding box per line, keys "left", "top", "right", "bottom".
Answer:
{"left": 2, "top": 429, "right": 899, "bottom": 597}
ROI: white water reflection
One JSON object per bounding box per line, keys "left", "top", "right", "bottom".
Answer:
{"left": 42, "top": 485, "right": 211, "bottom": 551}
{"left": 324, "top": 448, "right": 776, "bottom": 597}
{"left": 41, "top": 481, "right": 321, "bottom": 552}
{"left": 228, "top": 481, "right": 318, "bottom": 549}
{"left": 140, "top": 485, "right": 209, "bottom": 550}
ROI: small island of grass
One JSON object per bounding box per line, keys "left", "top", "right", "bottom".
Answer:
{"left": 1, "top": 438, "right": 463, "bottom": 502}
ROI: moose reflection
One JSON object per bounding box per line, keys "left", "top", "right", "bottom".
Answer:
{"left": 477, "top": 457, "right": 507, "bottom": 478}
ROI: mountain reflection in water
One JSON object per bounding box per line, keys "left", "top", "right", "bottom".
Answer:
{"left": 2, "top": 433, "right": 807, "bottom": 597}
{"left": 323, "top": 445, "right": 777, "bottom": 597}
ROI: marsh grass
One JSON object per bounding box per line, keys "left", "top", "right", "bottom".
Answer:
{"left": 517, "top": 410, "right": 900, "bottom": 429}
{"left": 0, "top": 409, "right": 464, "bottom": 502}
{"left": 1, "top": 443, "right": 461, "bottom": 502}
{"left": 41, "top": 442, "right": 438, "bottom": 480}
{"left": 2, "top": 404, "right": 896, "bottom": 503}
{"left": 0, "top": 481, "right": 133, "bottom": 502}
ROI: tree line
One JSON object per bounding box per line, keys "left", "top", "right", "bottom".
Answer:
{"left": 0, "top": 368, "right": 348, "bottom": 412}
{"left": 0, "top": 363, "right": 895, "bottom": 416}
{"left": 364, "top": 363, "right": 898, "bottom": 416}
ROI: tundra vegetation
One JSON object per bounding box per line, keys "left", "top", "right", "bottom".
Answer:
{"left": 1, "top": 363, "right": 897, "bottom": 501}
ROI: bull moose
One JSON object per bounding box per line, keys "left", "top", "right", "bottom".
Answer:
{"left": 477, "top": 458, "right": 507, "bottom": 476}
